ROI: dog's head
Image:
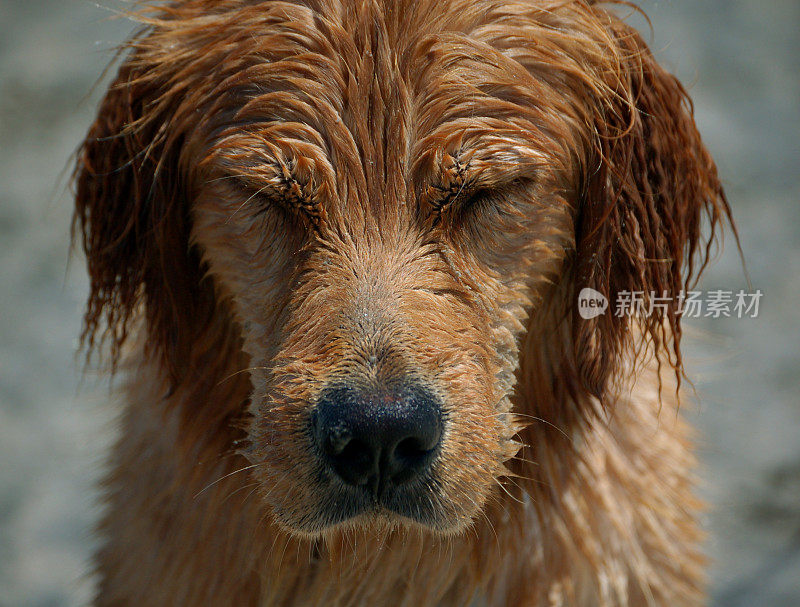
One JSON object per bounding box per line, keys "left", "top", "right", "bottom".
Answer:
{"left": 75, "top": 1, "right": 729, "bottom": 536}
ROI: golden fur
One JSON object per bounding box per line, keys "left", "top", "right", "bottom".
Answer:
{"left": 74, "top": 1, "right": 731, "bottom": 604}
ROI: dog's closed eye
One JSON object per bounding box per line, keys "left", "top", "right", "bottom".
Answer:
{"left": 430, "top": 178, "right": 531, "bottom": 229}
{"left": 224, "top": 169, "right": 323, "bottom": 226}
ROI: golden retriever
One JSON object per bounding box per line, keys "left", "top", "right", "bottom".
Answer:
{"left": 74, "top": 0, "right": 731, "bottom": 604}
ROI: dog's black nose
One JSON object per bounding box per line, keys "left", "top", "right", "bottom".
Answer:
{"left": 313, "top": 384, "right": 443, "bottom": 494}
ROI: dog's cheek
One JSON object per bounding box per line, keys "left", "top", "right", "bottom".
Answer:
{"left": 192, "top": 198, "right": 337, "bottom": 529}
{"left": 191, "top": 191, "right": 303, "bottom": 358}
{"left": 245, "top": 392, "right": 326, "bottom": 530}
{"left": 447, "top": 189, "right": 573, "bottom": 386}
{"left": 434, "top": 418, "right": 508, "bottom": 528}
{"left": 405, "top": 312, "right": 511, "bottom": 525}
{"left": 427, "top": 195, "right": 573, "bottom": 513}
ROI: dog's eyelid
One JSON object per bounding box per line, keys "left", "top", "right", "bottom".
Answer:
{"left": 225, "top": 174, "right": 323, "bottom": 222}
{"left": 224, "top": 176, "right": 281, "bottom": 213}
{"left": 434, "top": 176, "right": 533, "bottom": 216}
{"left": 493, "top": 176, "right": 535, "bottom": 197}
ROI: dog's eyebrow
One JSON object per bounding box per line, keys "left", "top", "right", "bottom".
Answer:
{"left": 424, "top": 153, "right": 472, "bottom": 212}
{"left": 227, "top": 165, "right": 326, "bottom": 223}
{"left": 417, "top": 141, "right": 545, "bottom": 213}
{"left": 205, "top": 133, "right": 333, "bottom": 222}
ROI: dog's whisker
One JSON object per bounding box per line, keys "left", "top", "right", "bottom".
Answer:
{"left": 509, "top": 413, "right": 575, "bottom": 445}
{"left": 506, "top": 455, "right": 540, "bottom": 467}
{"left": 225, "top": 183, "right": 271, "bottom": 224}
{"left": 273, "top": 531, "right": 293, "bottom": 584}
{"left": 220, "top": 481, "right": 260, "bottom": 506}
{"left": 492, "top": 477, "right": 526, "bottom": 505}
{"left": 477, "top": 506, "right": 501, "bottom": 552}
{"left": 215, "top": 366, "right": 271, "bottom": 386}
{"left": 193, "top": 463, "right": 262, "bottom": 499}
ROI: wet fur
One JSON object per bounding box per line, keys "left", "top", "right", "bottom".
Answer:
{"left": 75, "top": 1, "right": 730, "bottom": 605}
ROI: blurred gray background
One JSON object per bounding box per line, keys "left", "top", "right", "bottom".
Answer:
{"left": 0, "top": 1, "right": 798, "bottom": 605}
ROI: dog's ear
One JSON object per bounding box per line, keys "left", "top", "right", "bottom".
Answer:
{"left": 74, "top": 51, "right": 210, "bottom": 384}
{"left": 573, "top": 17, "right": 732, "bottom": 399}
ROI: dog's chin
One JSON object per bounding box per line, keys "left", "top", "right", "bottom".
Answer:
{"left": 268, "top": 482, "right": 479, "bottom": 539}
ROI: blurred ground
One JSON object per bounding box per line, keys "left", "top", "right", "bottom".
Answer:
{"left": 0, "top": 1, "right": 798, "bottom": 605}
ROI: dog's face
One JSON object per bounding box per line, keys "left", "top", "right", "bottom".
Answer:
{"left": 75, "top": 1, "right": 728, "bottom": 537}
{"left": 193, "top": 92, "right": 574, "bottom": 532}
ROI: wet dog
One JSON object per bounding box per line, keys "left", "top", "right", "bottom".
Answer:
{"left": 75, "top": 1, "right": 730, "bottom": 604}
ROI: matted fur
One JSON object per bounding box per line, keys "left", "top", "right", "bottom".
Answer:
{"left": 74, "top": 1, "right": 731, "bottom": 605}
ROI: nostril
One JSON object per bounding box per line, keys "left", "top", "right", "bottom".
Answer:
{"left": 324, "top": 426, "right": 348, "bottom": 454}
{"left": 321, "top": 431, "right": 376, "bottom": 486}
{"left": 335, "top": 439, "right": 372, "bottom": 469}
{"left": 395, "top": 437, "right": 430, "bottom": 462}
{"left": 389, "top": 436, "right": 438, "bottom": 484}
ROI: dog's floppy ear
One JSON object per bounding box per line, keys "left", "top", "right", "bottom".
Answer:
{"left": 74, "top": 49, "right": 210, "bottom": 384}
{"left": 573, "top": 16, "right": 732, "bottom": 398}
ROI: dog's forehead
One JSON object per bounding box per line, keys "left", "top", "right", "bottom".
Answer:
{"left": 199, "top": 0, "right": 581, "bottom": 214}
